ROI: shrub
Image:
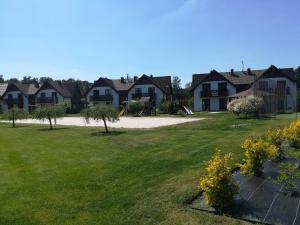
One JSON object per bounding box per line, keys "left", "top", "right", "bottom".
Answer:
{"left": 240, "top": 138, "right": 278, "bottom": 177}
{"left": 199, "top": 151, "right": 239, "bottom": 212}
{"left": 227, "top": 95, "right": 264, "bottom": 118}
{"left": 266, "top": 128, "right": 288, "bottom": 161}
{"left": 177, "top": 109, "right": 186, "bottom": 117}
{"left": 274, "top": 163, "right": 300, "bottom": 197}
{"left": 282, "top": 120, "right": 300, "bottom": 145}
{"left": 158, "top": 101, "right": 172, "bottom": 114}
{"left": 128, "top": 101, "right": 144, "bottom": 116}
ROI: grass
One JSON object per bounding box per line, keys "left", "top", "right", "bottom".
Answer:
{"left": 0, "top": 113, "right": 296, "bottom": 225}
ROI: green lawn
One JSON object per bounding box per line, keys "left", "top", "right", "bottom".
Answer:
{"left": 0, "top": 113, "right": 296, "bottom": 225}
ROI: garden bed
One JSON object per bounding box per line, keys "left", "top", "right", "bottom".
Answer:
{"left": 190, "top": 157, "right": 300, "bottom": 225}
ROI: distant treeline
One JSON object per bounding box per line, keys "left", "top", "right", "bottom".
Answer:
{"left": 0, "top": 75, "right": 92, "bottom": 95}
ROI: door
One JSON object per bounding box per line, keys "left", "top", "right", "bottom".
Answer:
{"left": 219, "top": 98, "right": 227, "bottom": 111}
{"left": 202, "top": 99, "right": 210, "bottom": 111}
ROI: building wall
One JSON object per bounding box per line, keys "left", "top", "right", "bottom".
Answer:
{"left": 193, "top": 81, "right": 236, "bottom": 112}
{"left": 252, "top": 77, "right": 297, "bottom": 110}
{"left": 86, "top": 86, "right": 119, "bottom": 109}
{"left": 35, "top": 89, "right": 64, "bottom": 103}
{"left": 128, "top": 84, "right": 165, "bottom": 107}
{"left": 2, "top": 91, "right": 29, "bottom": 112}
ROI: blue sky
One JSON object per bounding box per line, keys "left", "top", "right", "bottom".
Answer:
{"left": 0, "top": 0, "right": 299, "bottom": 85}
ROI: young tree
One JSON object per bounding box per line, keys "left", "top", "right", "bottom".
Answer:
{"left": 33, "top": 104, "right": 66, "bottom": 130}
{"left": 83, "top": 105, "right": 119, "bottom": 133}
{"left": 3, "top": 108, "right": 28, "bottom": 127}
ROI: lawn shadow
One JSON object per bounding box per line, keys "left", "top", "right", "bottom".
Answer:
{"left": 7, "top": 125, "right": 31, "bottom": 128}
{"left": 37, "top": 127, "right": 69, "bottom": 131}
{"left": 90, "top": 130, "right": 125, "bottom": 136}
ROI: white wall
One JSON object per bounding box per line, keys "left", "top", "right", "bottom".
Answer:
{"left": 86, "top": 87, "right": 119, "bottom": 109}
{"left": 35, "top": 89, "right": 64, "bottom": 103}
{"left": 2, "top": 91, "right": 29, "bottom": 112}
{"left": 193, "top": 81, "right": 236, "bottom": 112}
{"left": 252, "top": 77, "right": 297, "bottom": 110}
{"left": 128, "top": 84, "right": 165, "bottom": 107}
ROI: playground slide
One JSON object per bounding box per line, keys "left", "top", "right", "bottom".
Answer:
{"left": 118, "top": 107, "right": 126, "bottom": 117}
{"left": 183, "top": 106, "right": 194, "bottom": 115}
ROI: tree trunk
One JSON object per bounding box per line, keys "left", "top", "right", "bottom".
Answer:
{"left": 102, "top": 115, "right": 108, "bottom": 133}
{"left": 48, "top": 116, "right": 53, "bottom": 130}
{"left": 12, "top": 110, "right": 15, "bottom": 128}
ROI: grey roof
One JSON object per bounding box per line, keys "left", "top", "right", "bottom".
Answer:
{"left": 46, "top": 81, "right": 72, "bottom": 98}
{"left": 151, "top": 76, "right": 172, "bottom": 94}
{"left": 0, "top": 83, "right": 8, "bottom": 97}
{"left": 111, "top": 79, "right": 134, "bottom": 91}
{"left": 14, "top": 83, "right": 39, "bottom": 95}
{"left": 192, "top": 66, "right": 295, "bottom": 90}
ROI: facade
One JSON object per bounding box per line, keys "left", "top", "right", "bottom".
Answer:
{"left": 0, "top": 83, "right": 8, "bottom": 113}
{"left": 2, "top": 83, "right": 39, "bottom": 112}
{"left": 192, "top": 65, "right": 297, "bottom": 112}
{"left": 35, "top": 81, "right": 83, "bottom": 112}
{"left": 127, "top": 75, "right": 172, "bottom": 107}
{"left": 86, "top": 77, "right": 133, "bottom": 109}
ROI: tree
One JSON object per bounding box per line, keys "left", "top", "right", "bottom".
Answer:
{"left": 33, "top": 104, "right": 66, "bottom": 130}
{"left": 83, "top": 105, "right": 118, "bottom": 133}
{"left": 0, "top": 75, "right": 4, "bottom": 83}
{"left": 172, "top": 76, "right": 181, "bottom": 100}
{"left": 39, "top": 77, "right": 53, "bottom": 84}
{"left": 3, "top": 108, "right": 28, "bottom": 127}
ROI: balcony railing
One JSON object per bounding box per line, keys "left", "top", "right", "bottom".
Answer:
{"left": 4, "top": 98, "right": 23, "bottom": 105}
{"left": 132, "top": 93, "right": 156, "bottom": 99}
{"left": 36, "top": 97, "right": 57, "bottom": 104}
{"left": 201, "top": 89, "right": 228, "bottom": 98}
{"left": 90, "top": 95, "right": 113, "bottom": 102}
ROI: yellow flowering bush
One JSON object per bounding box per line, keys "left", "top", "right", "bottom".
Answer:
{"left": 266, "top": 128, "right": 286, "bottom": 161}
{"left": 282, "top": 120, "right": 300, "bottom": 145}
{"left": 241, "top": 138, "right": 278, "bottom": 177}
{"left": 199, "top": 150, "right": 239, "bottom": 211}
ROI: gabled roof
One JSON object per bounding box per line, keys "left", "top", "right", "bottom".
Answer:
{"left": 37, "top": 81, "right": 73, "bottom": 98}
{"left": 63, "top": 81, "right": 82, "bottom": 98}
{"left": 0, "top": 83, "right": 8, "bottom": 97}
{"left": 191, "top": 65, "right": 296, "bottom": 91}
{"left": 3, "top": 83, "right": 39, "bottom": 97}
{"left": 128, "top": 75, "right": 172, "bottom": 94}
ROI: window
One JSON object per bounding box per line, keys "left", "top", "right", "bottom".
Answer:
{"left": 8, "top": 94, "right": 12, "bottom": 100}
{"left": 277, "top": 80, "right": 286, "bottom": 95}
{"left": 202, "top": 83, "right": 211, "bottom": 92}
{"left": 52, "top": 92, "right": 58, "bottom": 103}
{"left": 135, "top": 88, "right": 142, "bottom": 94}
{"left": 218, "top": 82, "right": 227, "bottom": 90}
{"left": 105, "top": 89, "right": 111, "bottom": 95}
{"left": 258, "top": 81, "right": 268, "bottom": 91}
{"left": 93, "top": 90, "right": 99, "bottom": 97}
{"left": 148, "top": 87, "right": 155, "bottom": 94}
{"left": 41, "top": 92, "right": 46, "bottom": 98}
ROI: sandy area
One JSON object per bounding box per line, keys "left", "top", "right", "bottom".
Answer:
{"left": 1, "top": 116, "right": 204, "bottom": 129}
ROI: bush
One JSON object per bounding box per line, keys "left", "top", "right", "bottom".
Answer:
{"left": 274, "top": 163, "right": 300, "bottom": 197}
{"left": 158, "top": 101, "right": 172, "bottom": 114}
{"left": 266, "top": 128, "right": 288, "bottom": 161}
{"left": 199, "top": 151, "right": 239, "bottom": 212}
{"left": 240, "top": 138, "right": 278, "bottom": 177}
{"left": 128, "top": 101, "right": 144, "bottom": 116}
{"left": 227, "top": 95, "right": 264, "bottom": 118}
{"left": 177, "top": 109, "right": 186, "bottom": 117}
{"left": 282, "top": 120, "right": 300, "bottom": 145}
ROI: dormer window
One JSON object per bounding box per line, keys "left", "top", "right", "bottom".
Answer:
{"left": 105, "top": 89, "right": 111, "bottom": 95}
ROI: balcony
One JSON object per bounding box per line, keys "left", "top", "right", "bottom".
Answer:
{"left": 4, "top": 98, "right": 23, "bottom": 105}
{"left": 201, "top": 89, "right": 228, "bottom": 98}
{"left": 36, "top": 97, "right": 57, "bottom": 104}
{"left": 132, "top": 93, "right": 156, "bottom": 99}
{"left": 90, "top": 95, "right": 113, "bottom": 102}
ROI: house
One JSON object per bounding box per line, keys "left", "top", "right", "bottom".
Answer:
{"left": 191, "top": 65, "right": 297, "bottom": 112}
{"left": 0, "top": 83, "right": 8, "bottom": 113}
{"left": 35, "top": 81, "right": 83, "bottom": 112}
{"left": 127, "top": 75, "right": 172, "bottom": 107}
{"left": 86, "top": 77, "right": 134, "bottom": 109}
{"left": 1, "top": 83, "right": 39, "bottom": 112}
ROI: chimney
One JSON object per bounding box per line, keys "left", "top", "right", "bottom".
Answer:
{"left": 134, "top": 76, "right": 138, "bottom": 82}
{"left": 150, "top": 74, "right": 153, "bottom": 78}
{"left": 247, "top": 68, "right": 252, "bottom": 75}
{"left": 121, "top": 77, "right": 125, "bottom": 83}
{"left": 230, "top": 69, "right": 234, "bottom": 75}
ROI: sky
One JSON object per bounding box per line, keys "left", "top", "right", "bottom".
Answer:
{"left": 0, "top": 0, "right": 299, "bottom": 85}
